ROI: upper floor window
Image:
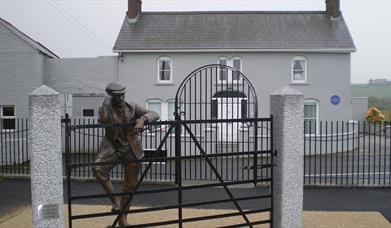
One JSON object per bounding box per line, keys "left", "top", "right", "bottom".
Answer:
{"left": 157, "top": 57, "right": 173, "bottom": 83}
{"left": 232, "top": 57, "right": 242, "bottom": 81}
{"left": 1, "top": 106, "right": 15, "bottom": 130}
{"left": 218, "top": 58, "right": 228, "bottom": 81}
{"left": 304, "top": 99, "right": 319, "bottom": 134}
{"left": 292, "top": 56, "right": 307, "bottom": 83}
{"left": 218, "top": 57, "right": 242, "bottom": 83}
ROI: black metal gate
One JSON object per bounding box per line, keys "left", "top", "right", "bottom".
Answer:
{"left": 65, "top": 64, "right": 274, "bottom": 227}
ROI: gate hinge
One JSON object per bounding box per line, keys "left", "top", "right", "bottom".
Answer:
{"left": 273, "top": 150, "right": 278, "bottom": 157}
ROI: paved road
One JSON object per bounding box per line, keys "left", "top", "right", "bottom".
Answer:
{"left": 1, "top": 178, "right": 390, "bottom": 223}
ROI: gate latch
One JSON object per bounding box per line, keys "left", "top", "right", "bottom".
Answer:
{"left": 273, "top": 150, "right": 278, "bottom": 157}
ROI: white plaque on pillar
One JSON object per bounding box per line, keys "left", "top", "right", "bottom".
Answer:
{"left": 38, "top": 204, "right": 59, "bottom": 220}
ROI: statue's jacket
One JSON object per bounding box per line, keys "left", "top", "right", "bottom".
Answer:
{"left": 99, "top": 96, "right": 160, "bottom": 160}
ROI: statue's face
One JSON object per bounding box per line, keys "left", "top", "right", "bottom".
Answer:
{"left": 112, "top": 93, "right": 125, "bottom": 109}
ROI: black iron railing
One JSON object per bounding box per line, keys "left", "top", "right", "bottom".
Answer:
{"left": 62, "top": 118, "right": 272, "bottom": 182}
{"left": 2, "top": 118, "right": 391, "bottom": 188}
{"left": 0, "top": 118, "right": 29, "bottom": 176}
{"left": 304, "top": 120, "right": 391, "bottom": 186}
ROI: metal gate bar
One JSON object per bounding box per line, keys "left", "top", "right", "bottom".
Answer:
{"left": 182, "top": 122, "right": 251, "bottom": 226}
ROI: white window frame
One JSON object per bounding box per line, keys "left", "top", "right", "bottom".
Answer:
{"left": 147, "top": 99, "right": 178, "bottom": 121}
{"left": 166, "top": 99, "right": 176, "bottom": 121}
{"left": 218, "top": 56, "right": 243, "bottom": 83}
{"left": 157, "top": 56, "right": 173, "bottom": 84}
{"left": 291, "top": 56, "right": 307, "bottom": 83}
{"left": 146, "top": 99, "right": 163, "bottom": 117}
{"left": 1, "top": 106, "right": 16, "bottom": 131}
{"left": 146, "top": 99, "right": 163, "bottom": 134}
{"left": 218, "top": 57, "right": 229, "bottom": 82}
{"left": 231, "top": 56, "right": 243, "bottom": 82}
{"left": 145, "top": 99, "right": 180, "bottom": 134}
{"left": 304, "top": 99, "right": 319, "bottom": 135}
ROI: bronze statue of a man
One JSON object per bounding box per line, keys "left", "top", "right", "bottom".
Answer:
{"left": 92, "top": 82, "right": 159, "bottom": 226}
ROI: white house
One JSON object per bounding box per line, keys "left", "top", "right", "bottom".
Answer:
{"left": 113, "top": 0, "right": 356, "bottom": 134}
{"left": 0, "top": 0, "right": 357, "bottom": 135}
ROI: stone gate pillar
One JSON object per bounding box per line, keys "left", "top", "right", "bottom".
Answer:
{"left": 29, "top": 85, "right": 64, "bottom": 228}
{"left": 270, "top": 87, "right": 304, "bottom": 228}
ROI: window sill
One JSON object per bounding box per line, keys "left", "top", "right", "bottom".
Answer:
{"left": 290, "top": 82, "right": 310, "bottom": 85}
{"left": 155, "top": 82, "right": 175, "bottom": 86}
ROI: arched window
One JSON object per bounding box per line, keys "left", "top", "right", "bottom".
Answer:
{"left": 157, "top": 57, "right": 173, "bottom": 83}
{"left": 304, "top": 99, "right": 319, "bottom": 134}
{"left": 232, "top": 56, "right": 242, "bottom": 81}
{"left": 292, "top": 56, "right": 307, "bottom": 83}
{"left": 218, "top": 56, "right": 242, "bottom": 82}
{"left": 218, "top": 57, "right": 228, "bottom": 81}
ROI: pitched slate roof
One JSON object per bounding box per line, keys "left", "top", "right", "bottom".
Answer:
{"left": 0, "top": 18, "right": 59, "bottom": 58}
{"left": 114, "top": 11, "right": 355, "bottom": 53}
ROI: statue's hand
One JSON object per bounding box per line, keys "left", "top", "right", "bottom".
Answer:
{"left": 134, "top": 116, "right": 147, "bottom": 134}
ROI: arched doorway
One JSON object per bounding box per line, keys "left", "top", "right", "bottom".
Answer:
{"left": 175, "top": 64, "right": 258, "bottom": 144}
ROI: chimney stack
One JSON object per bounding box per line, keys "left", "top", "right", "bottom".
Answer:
{"left": 326, "top": 0, "right": 341, "bottom": 18}
{"left": 127, "top": 0, "right": 142, "bottom": 21}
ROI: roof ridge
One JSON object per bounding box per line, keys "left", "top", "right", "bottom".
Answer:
{"left": 141, "top": 10, "right": 327, "bottom": 15}
{"left": 115, "top": 10, "right": 355, "bottom": 52}
{"left": 0, "top": 17, "right": 59, "bottom": 58}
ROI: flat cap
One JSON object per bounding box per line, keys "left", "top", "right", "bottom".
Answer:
{"left": 105, "top": 82, "right": 126, "bottom": 94}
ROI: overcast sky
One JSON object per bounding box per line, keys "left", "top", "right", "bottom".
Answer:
{"left": 0, "top": 0, "right": 390, "bottom": 83}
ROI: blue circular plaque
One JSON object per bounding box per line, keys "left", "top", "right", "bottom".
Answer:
{"left": 330, "top": 95, "right": 340, "bottom": 105}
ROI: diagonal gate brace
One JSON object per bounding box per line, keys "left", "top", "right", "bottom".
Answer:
{"left": 182, "top": 123, "right": 253, "bottom": 228}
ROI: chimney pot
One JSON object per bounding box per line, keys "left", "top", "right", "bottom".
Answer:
{"left": 326, "top": 0, "right": 341, "bottom": 18}
{"left": 127, "top": 0, "right": 142, "bottom": 21}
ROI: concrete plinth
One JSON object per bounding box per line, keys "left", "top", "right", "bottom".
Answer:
{"left": 29, "top": 85, "right": 64, "bottom": 228}
{"left": 270, "top": 87, "right": 304, "bottom": 228}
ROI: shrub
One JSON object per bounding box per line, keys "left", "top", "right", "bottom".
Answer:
{"left": 366, "top": 106, "right": 385, "bottom": 124}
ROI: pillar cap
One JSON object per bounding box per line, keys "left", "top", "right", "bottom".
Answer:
{"left": 30, "top": 85, "right": 59, "bottom": 96}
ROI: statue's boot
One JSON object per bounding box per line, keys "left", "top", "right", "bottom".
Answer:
{"left": 118, "top": 196, "right": 131, "bottom": 227}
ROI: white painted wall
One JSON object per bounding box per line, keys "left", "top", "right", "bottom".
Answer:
{"left": 118, "top": 52, "right": 352, "bottom": 120}
{"left": 0, "top": 23, "right": 46, "bottom": 117}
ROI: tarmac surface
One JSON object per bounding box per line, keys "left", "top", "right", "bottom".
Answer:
{"left": 0, "top": 178, "right": 391, "bottom": 225}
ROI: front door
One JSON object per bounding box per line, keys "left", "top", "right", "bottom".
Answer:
{"left": 217, "top": 97, "right": 240, "bottom": 142}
